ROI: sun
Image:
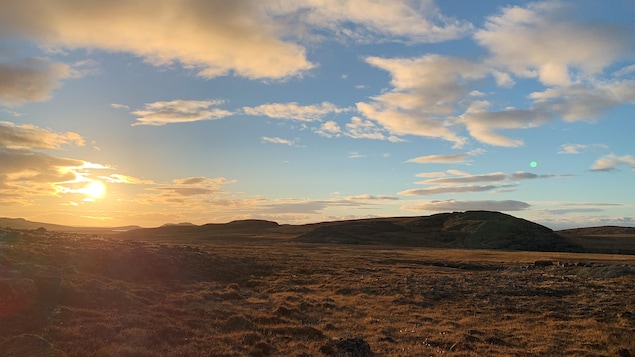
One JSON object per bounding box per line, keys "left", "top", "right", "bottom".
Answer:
{"left": 82, "top": 181, "right": 106, "bottom": 199}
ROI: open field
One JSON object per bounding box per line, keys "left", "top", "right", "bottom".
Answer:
{"left": 1, "top": 230, "right": 634, "bottom": 356}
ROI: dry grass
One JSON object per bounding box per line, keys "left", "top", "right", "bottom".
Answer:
{"left": 0, "top": 231, "right": 634, "bottom": 356}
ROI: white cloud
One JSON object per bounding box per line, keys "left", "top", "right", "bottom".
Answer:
{"left": 348, "top": 151, "right": 366, "bottom": 159}
{"left": 459, "top": 104, "right": 552, "bottom": 147}
{"left": 0, "top": 57, "right": 69, "bottom": 105}
{"left": 130, "top": 99, "right": 232, "bottom": 126}
{"left": 315, "top": 120, "right": 341, "bottom": 138}
{"left": 590, "top": 153, "right": 635, "bottom": 172}
{"left": 407, "top": 149, "right": 484, "bottom": 164}
{"left": 403, "top": 199, "right": 530, "bottom": 212}
{"left": 261, "top": 136, "right": 298, "bottom": 146}
{"left": 558, "top": 143, "right": 608, "bottom": 155}
{"left": 531, "top": 80, "right": 635, "bottom": 122}
{"left": 343, "top": 116, "right": 403, "bottom": 142}
{"left": 110, "top": 103, "right": 130, "bottom": 110}
{"left": 0, "top": 0, "right": 314, "bottom": 80}
{"left": 243, "top": 101, "right": 350, "bottom": 122}
{"left": 474, "top": 1, "right": 632, "bottom": 86}
{"left": 269, "top": 0, "right": 473, "bottom": 44}
{"left": 357, "top": 55, "right": 485, "bottom": 146}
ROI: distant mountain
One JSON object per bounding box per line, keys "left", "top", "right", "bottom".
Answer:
{"left": 0, "top": 217, "right": 140, "bottom": 233}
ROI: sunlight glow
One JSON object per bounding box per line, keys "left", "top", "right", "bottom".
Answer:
{"left": 81, "top": 181, "right": 106, "bottom": 199}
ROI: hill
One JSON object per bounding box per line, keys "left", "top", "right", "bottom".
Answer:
{"left": 0, "top": 217, "right": 140, "bottom": 234}
{"left": 116, "top": 211, "right": 582, "bottom": 253}
{"left": 557, "top": 226, "right": 635, "bottom": 255}
{"left": 294, "top": 211, "right": 581, "bottom": 252}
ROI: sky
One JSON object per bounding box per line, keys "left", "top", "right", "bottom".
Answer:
{"left": 0, "top": 0, "right": 634, "bottom": 230}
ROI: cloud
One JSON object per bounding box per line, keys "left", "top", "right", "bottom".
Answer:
{"left": 403, "top": 199, "right": 530, "bottom": 212}
{"left": 100, "top": 174, "right": 154, "bottom": 185}
{"left": 348, "top": 151, "right": 366, "bottom": 159}
{"left": 558, "top": 143, "right": 608, "bottom": 155}
{"left": 399, "top": 185, "right": 499, "bottom": 196}
{"left": 140, "top": 177, "right": 236, "bottom": 205}
{"left": 315, "top": 121, "right": 341, "bottom": 138}
{"left": 419, "top": 172, "right": 507, "bottom": 185}
{"left": 590, "top": 154, "right": 635, "bottom": 172}
{"left": 110, "top": 103, "right": 130, "bottom": 110}
{"left": 0, "top": 1, "right": 314, "bottom": 80}
{"left": 474, "top": 1, "right": 633, "bottom": 86}
{"left": 343, "top": 116, "right": 403, "bottom": 142}
{"left": 0, "top": 57, "right": 69, "bottom": 105}
{"left": 268, "top": 0, "right": 473, "bottom": 44}
{"left": 261, "top": 137, "right": 298, "bottom": 146}
{"left": 243, "top": 102, "right": 350, "bottom": 122}
{"left": 458, "top": 103, "right": 552, "bottom": 147}
{"left": 358, "top": 54, "right": 486, "bottom": 147}
{"left": 530, "top": 80, "right": 635, "bottom": 122}
{"left": 403, "top": 170, "right": 567, "bottom": 196}
{"left": 130, "top": 100, "right": 232, "bottom": 126}
{"left": 346, "top": 194, "right": 398, "bottom": 201}
{"left": 0, "top": 121, "right": 84, "bottom": 149}
{"left": 407, "top": 149, "right": 484, "bottom": 164}
{"left": 0, "top": 123, "right": 111, "bottom": 205}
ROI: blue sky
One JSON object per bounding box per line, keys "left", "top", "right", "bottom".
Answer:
{"left": 1, "top": 0, "right": 634, "bottom": 229}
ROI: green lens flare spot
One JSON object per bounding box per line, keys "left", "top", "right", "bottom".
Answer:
{"left": 530, "top": 161, "right": 538, "bottom": 168}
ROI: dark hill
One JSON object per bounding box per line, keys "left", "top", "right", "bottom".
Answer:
{"left": 557, "top": 226, "right": 635, "bottom": 255}
{"left": 294, "top": 211, "right": 582, "bottom": 252}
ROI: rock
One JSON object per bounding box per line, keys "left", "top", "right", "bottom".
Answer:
{"left": 0, "top": 334, "right": 67, "bottom": 357}
{"left": 319, "top": 338, "right": 371, "bottom": 357}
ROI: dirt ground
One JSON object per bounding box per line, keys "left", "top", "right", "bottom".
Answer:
{"left": 1, "top": 231, "right": 634, "bottom": 356}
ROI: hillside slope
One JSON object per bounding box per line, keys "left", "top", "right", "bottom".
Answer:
{"left": 294, "top": 211, "right": 581, "bottom": 252}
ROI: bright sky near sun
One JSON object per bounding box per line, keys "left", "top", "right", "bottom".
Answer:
{"left": 1, "top": 0, "right": 634, "bottom": 229}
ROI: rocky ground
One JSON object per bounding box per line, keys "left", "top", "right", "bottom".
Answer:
{"left": 1, "top": 229, "right": 634, "bottom": 356}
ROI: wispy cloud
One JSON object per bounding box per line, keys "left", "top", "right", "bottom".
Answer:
{"left": 261, "top": 136, "right": 300, "bottom": 146}
{"left": 346, "top": 194, "right": 398, "bottom": 201}
{"left": 407, "top": 149, "right": 484, "bottom": 164}
{"left": 590, "top": 153, "right": 635, "bottom": 172}
{"left": 558, "top": 143, "right": 608, "bottom": 155}
{"left": 268, "top": 0, "right": 473, "bottom": 44}
{"left": 403, "top": 199, "right": 530, "bottom": 212}
{"left": 399, "top": 185, "right": 499, "bottom": 196}
{"left": 0, "top": 121, "right": 84, "bottom": 149}
{"left": 130, "top": 100, "right": 232, "bottom": 126}
{"left": 401, "top": 170, "right": 568, "bottom": 196}
{"left": 243, "top": 102, "right": 350, "bottom": 122}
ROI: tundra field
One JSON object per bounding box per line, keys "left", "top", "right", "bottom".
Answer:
{"left": 1, "top": 227, "right": 634, "bottom": 357}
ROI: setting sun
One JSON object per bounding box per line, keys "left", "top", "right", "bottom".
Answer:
{"left": 82, "top": 181, "right": 106, "bottom": 199}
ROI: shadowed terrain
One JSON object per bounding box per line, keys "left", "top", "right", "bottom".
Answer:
{"left": 1, "top": 212, "right": 634, "bottom": 356}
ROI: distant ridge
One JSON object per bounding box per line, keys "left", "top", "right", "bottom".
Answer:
{"left": 0, "top": 217, "right": 140, "bottom": 233}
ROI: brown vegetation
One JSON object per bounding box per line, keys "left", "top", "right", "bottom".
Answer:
{"left": 1, "top": 226, "right": 634, "bottom": 356}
